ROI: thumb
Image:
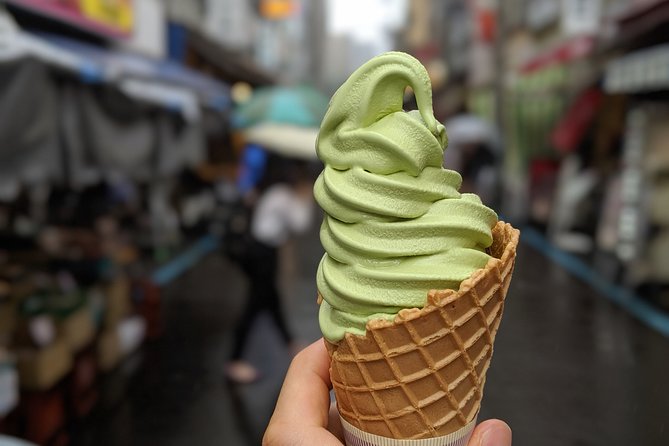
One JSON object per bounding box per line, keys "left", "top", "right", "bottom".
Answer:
{"left": 468, "top": 420, "right": 512, "bottom": 446}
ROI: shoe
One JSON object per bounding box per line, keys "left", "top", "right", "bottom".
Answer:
{"left": 225, "top": 361, "right": 261, "bottom": 384}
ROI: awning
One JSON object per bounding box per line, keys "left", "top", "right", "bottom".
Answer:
{"left": 185, "top": 28, "right": 275, "bottom": 87}
{"left": 599, "top": 1, "right": 669, "bottom": 52}
{"left": 615, "top": 0, "right": 669, "bottom": 43}
{"left": 4, "top": 0, "right": 132, "bottom": 39}
{"left": 604, "top": 44, "right": 669, "bottom": 93}
{"left": 0, "top": 11, "right": 230, "bottom": 118}
{"left": 40, "top": 33, "right": 230, "bottom": 115}
{"left": 0, "top": 11, "right": 102, "bottom": 77}
{"left": 0, "top": 58, "right": 59, "bottom": 191}
{"left": 244, "top": 124, "right": 318, "bottom": 160}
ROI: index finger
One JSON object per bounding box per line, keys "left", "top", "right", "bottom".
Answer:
{"left": 265, "top": 339, "right": 343, "bottom": 445}
{"left": 271, "top": 339, "right": 332, "bottom": 428}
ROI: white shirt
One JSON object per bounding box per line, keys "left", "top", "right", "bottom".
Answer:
{"left": 251, "top": 184, "right": 313, "bottom": 247}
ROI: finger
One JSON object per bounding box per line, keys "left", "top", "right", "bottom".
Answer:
{"left": 468, "top": 419, "right": 512, "bottom": 446}
{"left": 265, "top": 339, "right": 342, "bottom": 445}
{"left": 264, "top": 424, "right": 344, "bottom": 446}
{"left": 270, "top": 338, "right": 333, "bottom": 429}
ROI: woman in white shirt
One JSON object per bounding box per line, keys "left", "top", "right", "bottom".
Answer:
{"left": 226, "top": 159, "right": 314, "bottom": 384}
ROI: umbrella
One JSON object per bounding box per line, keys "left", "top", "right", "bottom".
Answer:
{"left": 445, "top": 114, "right": 499, "bottom": 152}
{"left": 233, "top": 85, "right": 329, "bottom": 128}
{"left": 244, "top": 123, "right": 319, "bottom": 160}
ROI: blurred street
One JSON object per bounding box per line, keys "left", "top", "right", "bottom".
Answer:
{"left": 70, "top": 223, "right": 669, "bottom": 446}
{"left": 2, "top": 1, "right": 669, "bottom": 445}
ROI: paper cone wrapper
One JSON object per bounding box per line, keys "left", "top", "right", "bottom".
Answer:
{"left": 323, "top": 221, "right": 519, "bottom": 440}
{"left": 341, "top": 415, "right": 477, "bottom": 446}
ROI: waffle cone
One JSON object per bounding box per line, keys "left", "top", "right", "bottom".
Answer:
{"left": 322, "top": 221, "right": 520, "bottom": 440}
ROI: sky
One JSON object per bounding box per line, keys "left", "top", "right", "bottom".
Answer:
{"left": 325, "top": 0, "right": 408, "bottom": 50}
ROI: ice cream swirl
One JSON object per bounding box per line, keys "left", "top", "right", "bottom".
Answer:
{"left": 316, "top": 52, "right": 498, "bottom": 342}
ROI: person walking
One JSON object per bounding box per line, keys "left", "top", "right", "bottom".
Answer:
{"left": 225, "top": 158, "right": 314, "bottom": 384}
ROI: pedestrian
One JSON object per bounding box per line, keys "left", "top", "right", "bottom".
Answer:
{"left": 225, "top": 156, "right": 314, "bottom": 384}
{"left": 444, "top": 106, "right": 501, "bottom": 206}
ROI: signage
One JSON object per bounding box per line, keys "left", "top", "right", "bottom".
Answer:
{"left": 562, "top": 0, "right": 601, "bottom": 35}
{"left": 5, "top": 0, "right": 134, "bottom": 38}
{"left": 527, "top": 0, "right": 560, "bottom": 30}
{"left": 260, "top": 0, "right": 296, "bottom": 19}
{"left": 80, "top": 0, "right": 133, "bottom": 33}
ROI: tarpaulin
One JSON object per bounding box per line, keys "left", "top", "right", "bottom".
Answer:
{"left": 156, "top": 113, "right": 206, "bottom": 177}
{"left": 60, "top": 84, "right": 155, "bottom": 184}
{"left": 0, "top": 58, "right": 59, "bottom": 192}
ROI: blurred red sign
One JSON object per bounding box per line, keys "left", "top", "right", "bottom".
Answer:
{"left": 476, "top": 8, "right": 496, "bottom": 42}
{"left": 551, "top": 88, "right": 603, "bottom": 153}
{"left": 521, "top": 35, "right": 594, "bottom": 74}
{"left": 5, "top": 0, "right": 133, "bottom": 38}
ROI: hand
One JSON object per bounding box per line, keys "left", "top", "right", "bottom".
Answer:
{"left": 467, "top": 419, "right": 513, "bottom": 446}
{"left": 263, "top": 339, "right": 512, "bottom": 446}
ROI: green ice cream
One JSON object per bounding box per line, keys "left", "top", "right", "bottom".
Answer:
{"left": 316, "top": 52, "right": 498, "bottom": 342}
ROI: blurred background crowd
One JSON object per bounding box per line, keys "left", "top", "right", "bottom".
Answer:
{"left": 0, "top": 0, "right": 668, "bottom": 445}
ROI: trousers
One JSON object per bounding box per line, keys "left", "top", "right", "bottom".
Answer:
{"left": 231, "top": 239, "right": 293, "bottom": 360}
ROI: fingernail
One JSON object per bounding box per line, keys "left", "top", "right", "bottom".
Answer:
{"left": 480, "top": 423, "right": 512, "bottom": 446}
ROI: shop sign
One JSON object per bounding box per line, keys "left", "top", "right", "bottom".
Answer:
{"left": 5, "top": 0, "right": 134, "bottom": 38}
{"left": 260, "top": 0, "right": 297, "bottom": 19}
{"left": 80, "top": 0, "right": 133, "bottom": 34}
{"left": 562, "top": 0, "right": 601, "bottom": 35}
{"left": 526, "top": 0, "right": 560, "bottom": 30}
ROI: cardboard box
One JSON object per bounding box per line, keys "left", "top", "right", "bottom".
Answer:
{"left": 0, "top": 279, "right": 28, "bottom": 346}
{"left": 57, "top": 306, "right": 95, "bottom": 353}
{"left": 97, "top": 329, "right": 121, "bottom": 372}
{"left": 104, "top": 276, "right": 131, "bottom": 328}
{"left": 16, "top": 340, "right": 72, "bottom": 391}
{"left": 20, "top": 386, "right": 66, "bottom": 445}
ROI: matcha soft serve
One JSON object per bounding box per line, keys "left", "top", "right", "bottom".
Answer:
{"left": 315, "top": 52, "right": 498, "bottom": 342}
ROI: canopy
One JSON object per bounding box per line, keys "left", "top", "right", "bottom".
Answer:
{"left": 244, "top": 124, "right": 319, "bottom": 160}
{"left": 233, "top": 85, "right": 329, "bottom": 128}
{"left": 0, "top": 11, "right": 230, "bottom": 118}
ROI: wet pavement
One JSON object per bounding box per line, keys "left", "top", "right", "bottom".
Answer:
{"left": 72, "top": 223, "right": 669, "bottom": 446}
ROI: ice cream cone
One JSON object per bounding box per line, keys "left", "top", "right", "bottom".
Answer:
{"left": 323, "top": 221, "right": 519, "bottom": 440}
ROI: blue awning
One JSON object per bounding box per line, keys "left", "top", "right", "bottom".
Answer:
{"left": 39, "top": 33, "right": 230, "bottom": 111}
{"left": 0, "top": 19, "right": 230, "bottom": 116}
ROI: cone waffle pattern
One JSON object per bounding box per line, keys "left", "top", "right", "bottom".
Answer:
{"left": 324, "top": 221, "right": 519, "bottom": 440}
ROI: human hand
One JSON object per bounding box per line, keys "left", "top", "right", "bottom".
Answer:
{"left": 467, "top": 419, "right": 512, "bottom": 446}
{"left": 263, "top": 339, "right": 512, "bottom": 446}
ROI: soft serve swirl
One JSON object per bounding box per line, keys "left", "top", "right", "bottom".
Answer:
{"left": 316, "top": 52, "right": 498, "bottom": 342}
